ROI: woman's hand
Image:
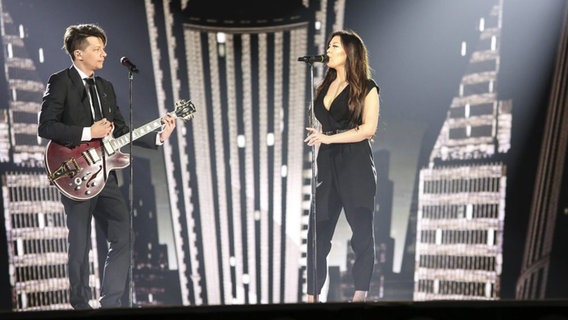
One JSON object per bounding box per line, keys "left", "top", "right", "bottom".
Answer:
{"left": 304, "top": 127, "right": 330, "bottom": 146}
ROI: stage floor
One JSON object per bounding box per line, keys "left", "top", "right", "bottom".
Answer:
{"left": 1, "top": 300, "right": 568, "bottom": 320}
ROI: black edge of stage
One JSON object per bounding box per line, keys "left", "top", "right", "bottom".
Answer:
{"left": 1, "top": 300, "right": 568, "bottom": 320}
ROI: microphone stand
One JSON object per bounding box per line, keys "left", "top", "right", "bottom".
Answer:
{"left": 127, "top": 70, "right": 134, "bottom": 308}
{"left": 300, "top": 59, "right": 319, "bottom": 303}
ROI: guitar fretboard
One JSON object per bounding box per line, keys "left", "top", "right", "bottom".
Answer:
{"left": 107, "top": 119, "right": 163, "bottom": 152}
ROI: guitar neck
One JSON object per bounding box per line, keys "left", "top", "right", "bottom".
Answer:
{"left": 111, "top": 118, "right": 163, "bottom": 150}
{"left": 102, "top": 98, "right": 193, "bottom": 153}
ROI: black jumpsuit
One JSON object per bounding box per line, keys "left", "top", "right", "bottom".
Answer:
{"left": 307, "top": 79, "right": 379, "bottom": 296}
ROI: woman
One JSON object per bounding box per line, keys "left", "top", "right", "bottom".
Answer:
{"left": 304, "top": 29, "right": 380, "bottom": 303}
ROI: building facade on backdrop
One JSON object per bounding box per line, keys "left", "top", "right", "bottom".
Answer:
{"left": 413, "top": 0, "right": 512, "bottom": 300}
{"left": 0, "top": 2, "right": 102, "bottom": 310}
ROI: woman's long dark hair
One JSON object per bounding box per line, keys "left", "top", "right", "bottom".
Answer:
{"left": 316, "top": 30, "right": 371, "bottom": 128}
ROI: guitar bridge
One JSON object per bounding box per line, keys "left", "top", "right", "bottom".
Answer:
{"left": 48, "top": 158, "right": 82, "bottom": 182}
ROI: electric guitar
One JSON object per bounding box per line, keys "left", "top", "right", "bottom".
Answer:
{"left": 44, "top": 99, "right": 196, "bottom": 201}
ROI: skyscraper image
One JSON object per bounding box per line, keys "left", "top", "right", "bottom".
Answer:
{"left": 413, "top": 0, "right": 511, "bottom": 300}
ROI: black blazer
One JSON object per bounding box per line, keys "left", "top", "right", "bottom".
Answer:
{"left": 38, "top": 66, "right": 157, "bottom": 149}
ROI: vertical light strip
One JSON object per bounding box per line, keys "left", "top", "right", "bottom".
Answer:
{"left": 271, "top": 31, "right": 284, "bottom": 301}
{"left": 224, "top": 34, "right": 246, "bottom": 303}
{"left": 207, "top": 32, "right": 232, "bottom": 303}
{"left": 146, "top": 0, "right": 190, "bottom": 304}
{"left": 332, "top": 0, "right": 346, "bottom": 32}
{"left": 184, "top": 28, "right": 220, "bottom": 304}
{"left": 241, "top": 33, "right": 258, "bottom": 301}
{"left": 257, "top": 32, "right": 270, "bottom": 303}
{"left": 283, "top": 27, "right": 308, "bottom": 301}
{"left": 301, "top": 1, "right": 334, "bottom": 300}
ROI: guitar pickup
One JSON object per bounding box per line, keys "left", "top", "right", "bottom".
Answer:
{"left": 102, "top": 138, "right": 116, "bottom": 156}
{"left": 48, "top": 158, "right": 81, "bottom": 182}
{"left": 82, "top": 147, "right": 101, "bottom": 165}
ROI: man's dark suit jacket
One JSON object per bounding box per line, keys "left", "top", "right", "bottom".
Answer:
{"left": 38, "top": 66, "right": 157, "bottom": 149}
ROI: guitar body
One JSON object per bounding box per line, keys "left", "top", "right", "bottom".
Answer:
{"left": 43, "top": 99, "right": 195, "bottom": 201}
{"left": 45, "top": 140, "right": 130, "bottom": 201}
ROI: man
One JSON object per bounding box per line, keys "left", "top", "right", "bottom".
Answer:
{"left": 37, "top": 24, "right": 176, "bottom": 309}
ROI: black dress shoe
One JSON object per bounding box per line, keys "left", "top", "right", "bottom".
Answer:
{"left": 72, "top": 303, "right": 93, "bottom": 310}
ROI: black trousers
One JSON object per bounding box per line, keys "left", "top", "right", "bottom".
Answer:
{"left": 62, "top": 172, "right": 131, "bottom": 308}
{"left": 306, "top": 189, "right": 375, "bottom": 296}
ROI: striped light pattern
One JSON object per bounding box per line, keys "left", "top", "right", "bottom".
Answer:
{"left": 177, "top": 24, "right": 310, "bottom": 304}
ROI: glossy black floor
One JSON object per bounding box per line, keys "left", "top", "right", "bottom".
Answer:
{"left": 1, "top": 300, "right": 568, "bottom": 320}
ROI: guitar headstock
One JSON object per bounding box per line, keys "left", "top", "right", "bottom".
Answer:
{"left": 173, "top": 99, "right": 196, "bottom": 121}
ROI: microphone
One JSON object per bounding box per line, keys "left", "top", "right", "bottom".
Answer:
{"left": 120, "top": 56, "right": 139, "bottom": 73}
{"left": 298, "top": 54, "right": 329, "bottom": 64}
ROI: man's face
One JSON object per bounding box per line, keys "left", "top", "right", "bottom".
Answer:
{"left": 75, "top": 36, "right": 106, "bottom": 75}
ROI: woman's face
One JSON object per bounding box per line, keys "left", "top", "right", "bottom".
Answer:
{"left": 326, "top": 35, "right": 347, "bottom": 69}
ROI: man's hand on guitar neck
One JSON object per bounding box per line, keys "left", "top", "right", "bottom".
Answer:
{"left": 159, "top": 113, "right": 177, "bottom": 143}
{"left": 91, "top": 118, "right": 114, "bottom": 139}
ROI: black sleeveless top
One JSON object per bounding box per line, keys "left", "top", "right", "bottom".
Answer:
{"left": 313, "top": 79, "right": 379, "bottom": 220}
